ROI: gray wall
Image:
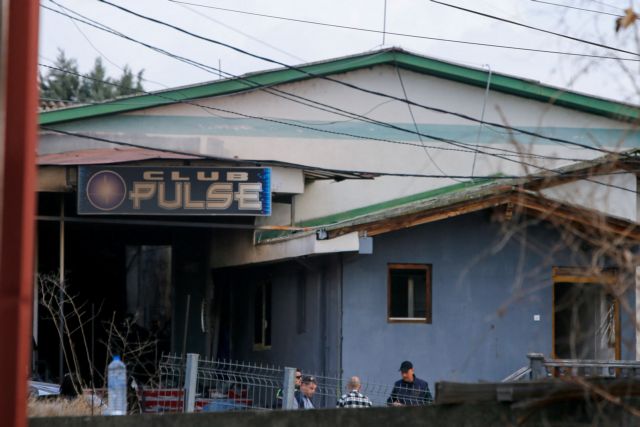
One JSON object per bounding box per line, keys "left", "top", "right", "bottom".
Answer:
{"left": 220, "top": 255, "right": 342, "bottom": 378}
{"left": 341, "top": 210, "right": 636, "bottom": 389}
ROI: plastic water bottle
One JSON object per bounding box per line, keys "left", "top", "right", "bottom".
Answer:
{"left": 107, "top": 355, "right": 127, "bottom": 415}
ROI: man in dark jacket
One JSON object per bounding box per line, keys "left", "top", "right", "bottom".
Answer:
{"left": 387, "top": 361, "right": 433, "bottom": 406}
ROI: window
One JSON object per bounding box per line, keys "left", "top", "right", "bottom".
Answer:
{"left": 552, "top": 267, "right": 619, "bottom": 360}
{"left": 388, "top": 264, "right": 431, "bottom": 323}
{"left": 253, "top": 282, "right": 272, "bottom": 349}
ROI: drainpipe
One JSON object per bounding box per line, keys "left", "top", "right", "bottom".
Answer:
{"left": 0, "top": 1, "right": 40, "bottom": 426}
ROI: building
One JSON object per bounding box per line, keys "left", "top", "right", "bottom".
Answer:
{"left": 35, "top": 48, "right": 640, "bottom": 387}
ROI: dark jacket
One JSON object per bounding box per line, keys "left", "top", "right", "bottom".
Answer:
{"left": 387, "top": 376, "right": 433, "bottom": 405}
{"left": 294, "top": 390, "right": 314, "bottom": 409}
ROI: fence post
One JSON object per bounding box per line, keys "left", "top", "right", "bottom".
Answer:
{"left": 527, "top": 353, "right": 546, "bottom": 380}
{"left": 184, "top": 353, "right": 199, "bottom": 413}
{"left": 282, "top": 367, "right": 296, "bottom": 410}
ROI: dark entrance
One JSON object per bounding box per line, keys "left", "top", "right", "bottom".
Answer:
{"left": 553, "top": 267, "right": 620, "bottom": 360}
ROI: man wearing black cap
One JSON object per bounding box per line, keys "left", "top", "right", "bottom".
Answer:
{"left": 387, "top": 361, "right": 433, "bottom": 406}
{"left": 294, "top": 375, "right": 317, "bottom": 409}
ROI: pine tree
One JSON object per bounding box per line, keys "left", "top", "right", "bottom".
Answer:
{"left": 40, "top": 49, "right": 145, "bottom": 103}
{"left": 40, "top": 49, "right": 82, "bottom": 102}
{"left": 79, "top": 58, "right": 114, "bottom": 101}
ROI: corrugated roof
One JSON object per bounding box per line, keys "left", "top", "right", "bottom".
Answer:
{"left": 36, "top": 147, "right": 376, "bottom": 181}
{"left": 39, "top": 48, "right": 640, "bottom": 126}
{"left": 37, "top": 148, "right": 203, "bottom": 165}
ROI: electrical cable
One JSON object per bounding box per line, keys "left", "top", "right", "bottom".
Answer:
{"left": 530, "top": 0, "right": 623, "bottom": 17}
{"left": 166, "top": 0, "right": 639, "bottom": 62}
{"left": 430, "top": 0, "right": 639, "bottom": 57}
{"left": 42, "top": 4, "right": 596, "bottom": 165}
{"left": 395, "top": 66, "right": 459, "bottom": 181}
{"left": 42, "top": 3, "right": 640, "bottom": 193}
{"left": 47, "top": 1, "right": 169, "bottom": 89}
{"left": 170, "top": 1, "right": 306, "bottom": 63}
{"left": 39, "top": 63, "right": 640, "bottom": 195}
{"left": 41, "top": 126, "right": 639, "bottom": 183}
{"left": 96, "top": 0, "right": 639, "bottom": 161}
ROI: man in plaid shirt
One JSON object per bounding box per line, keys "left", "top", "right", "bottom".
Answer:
{"left": 336, "top": 376, "right": 372, "bottom": 408}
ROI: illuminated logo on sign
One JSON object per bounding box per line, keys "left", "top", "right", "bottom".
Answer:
{"left": 85, "top": 170, "right": 127, "bottom": 211}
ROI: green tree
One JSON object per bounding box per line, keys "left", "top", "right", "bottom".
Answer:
{"left": 40, "top": 49, "right": 82, "bottom": 101}
{"left": 114, "top": 65, "right": 145, "bottom": 97}
{"left": 79, "top": 57, "right": 114, "bottom": 102}
{"left": 40, "top": 49, "right": 145, "bottom": 103}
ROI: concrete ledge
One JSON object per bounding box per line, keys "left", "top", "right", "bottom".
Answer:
{"left": 27, "top": 400, "right": 640, "bottom": 427}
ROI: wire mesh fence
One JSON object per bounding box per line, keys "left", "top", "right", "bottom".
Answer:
{"left": 139, "top": 353, "right": 431, "bottom": 413}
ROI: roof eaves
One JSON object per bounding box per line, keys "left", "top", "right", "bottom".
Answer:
{"left": 257, "top": 150, "right": 638, "bottom": 244}
{"left": 392, "top": 51, "right": 640, "bottom": 122}
{"left": 38, "top": 50, "right": 399, "bottom": 126}
{"left": 40, "top": 48, "right": 640, "bottom": 126}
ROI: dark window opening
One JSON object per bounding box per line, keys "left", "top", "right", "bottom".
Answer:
{"left": 388, "top": 264, "right": 431, "bottom": 323}
{"left": 254, "top": 282, "right": 272, "bottom": 348}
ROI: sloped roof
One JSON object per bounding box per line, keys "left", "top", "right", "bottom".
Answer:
{"left": 256, "top": 150, "right": 640, "bottom": 243}
{"left": 39, "top": 48, "right": 640, "bottom": 126}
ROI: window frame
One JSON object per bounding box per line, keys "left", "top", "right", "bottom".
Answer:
{"left": 387, "top": 263, "right": 432, "bottom": 324}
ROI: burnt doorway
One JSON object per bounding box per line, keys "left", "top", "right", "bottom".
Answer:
{"left": 553, "top": 267, "right": 620, "bottom": 360}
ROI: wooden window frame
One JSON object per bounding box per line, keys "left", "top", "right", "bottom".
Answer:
{"left": 551, "top": 266, "right": 621, "bottom": 360}
{"left": 387, "top": 263, "right": 432, "bottom": 324}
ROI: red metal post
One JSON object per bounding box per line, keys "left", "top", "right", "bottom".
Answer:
{"left": 0, "top": 0, "right": 40, "bottom": 426}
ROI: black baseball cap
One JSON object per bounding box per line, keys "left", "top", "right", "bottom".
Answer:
{"left": 399, "top": 361, "right": 413, "bottom": 372}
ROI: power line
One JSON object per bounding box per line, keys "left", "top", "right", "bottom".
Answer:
{"left": 395, "top": 66, "right": 459, "bottom": 181}
{"left": 170, "top": 1, "right": 306, "bottom": 63}
{"left": 44, "top": 2, "right": 640, "bottom": 193}
{"left": 166, "top": 0, "right": 640, "bottom": 62}
{"left": 585, "top": 0, "right": 624, "bottom": 11}
{"left": 40, "top": 126, "right": 638, "bottom": 184}
{"left": 46, "top": 1, "right": 168, "bottom": 89}
{"left": 97, "top": 0, "right": 637, "bottom": 161}
{"left": 530, "top": 0, "right": 623, "bottom": 17}
{"left": 43, "top": 4, "right": 597, "bottom": 166}
{"left": 39, "top": 63, "right": 640, "bottom": 195}
{"left": 430, "top": 0, "right": 639, "bottom": 57}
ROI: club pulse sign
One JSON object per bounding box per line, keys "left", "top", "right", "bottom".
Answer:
{"left": 78, "top": 166, "right": 271, "bottom": 215}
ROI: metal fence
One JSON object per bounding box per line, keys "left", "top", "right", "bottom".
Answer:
{"left": 140, "top": 353, "right": 430, "bottom": 413}
{"left": 503, "top": 353, "right": 640, "bottom": 382}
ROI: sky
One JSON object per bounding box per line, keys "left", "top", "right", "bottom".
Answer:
{"left": 38, "top": 0, "right": 640, "bottom": 104}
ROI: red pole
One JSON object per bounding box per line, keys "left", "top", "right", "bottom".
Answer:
{"left": 0, "top": 0, "right": 40, "bottom": 425}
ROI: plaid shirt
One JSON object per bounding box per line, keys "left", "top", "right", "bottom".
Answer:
{"left": 336, "top": 390, "right": 373, "bottom": 408}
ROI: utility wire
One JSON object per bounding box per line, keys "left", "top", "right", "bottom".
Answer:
{"left": 395, "top": 66, "right": 459, "bottom": 181}
{"left": 585, "top": 0, "right": 624, "bottom": 11}
{"left": 40, "top": 126, "right": 638, "bottom": 183}
{"left": 39, "top": 63, "right": 640, "bottom": 195}
{"left": 166, "top": 0, "right": 639, "bottom": 62}
{"left": 170, "top": 1, "right": 306, "bottom": 63}
{"left": 43, "top": 4, "right": 596, "bottom": 165}
{"left": 44, "top": 3, "right": 640, "bottom": 193}
{"left": 46, "top": 1, "right": 168, "bottom": 89}
{"left": 530, "top": 0, "right": 623, "bottom": 17}
{"left": 97, "top": 0, "right": 638, "bottom": 161}
{"left": 37, "top": 63, "right": 491, "bottom": 157}
{"left": 430, "top": 0, "right": 640, "bottom": 57}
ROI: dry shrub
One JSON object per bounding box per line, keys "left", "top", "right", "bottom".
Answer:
{"left": 27, "top": 396, "right": 102, "bottom": 417}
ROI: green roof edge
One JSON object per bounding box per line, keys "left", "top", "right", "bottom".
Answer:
{"left": 256, "top": 177, "right": 495, "bottom": 242}
{"left": 40, "top": 49, "right": 640, "bottom": 126}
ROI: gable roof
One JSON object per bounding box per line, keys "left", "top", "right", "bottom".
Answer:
{"left": 39, "top": 48, "right": 640, "bottom": 126}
